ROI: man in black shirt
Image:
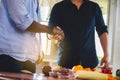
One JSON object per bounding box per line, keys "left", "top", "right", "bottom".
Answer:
{"left": 49, "top": 0, "right": 109, "bottom": 69}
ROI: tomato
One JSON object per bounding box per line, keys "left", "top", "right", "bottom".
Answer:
{"left": 101, "top": 68, "right": 112, "bottom": 74}
{"left": 101, "top": 68, "right": 107, "bottom": 73}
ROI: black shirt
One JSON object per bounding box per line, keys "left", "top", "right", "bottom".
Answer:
{"left": 49, "top": 0, "right": 108, "bottom": 69}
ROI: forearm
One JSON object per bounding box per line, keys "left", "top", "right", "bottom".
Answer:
{"left": 26, "top": 21, "right": 64, "bottom": 40}
{"left": 26, "top": 21, "right": 53, "bottom": 34}
{"left": 99, "top": 32, "right": 108, "bottom": 57}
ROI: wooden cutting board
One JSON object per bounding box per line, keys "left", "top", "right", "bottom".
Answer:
{"left": 75, "top": 70, "right": 108, "bottom": 80}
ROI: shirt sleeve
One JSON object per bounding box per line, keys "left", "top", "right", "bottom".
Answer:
{"left": 95, "top": 3, "right": 108, "bottom": 36}
{"left": 5, "top": 0, "right": 33, "bottom": 31}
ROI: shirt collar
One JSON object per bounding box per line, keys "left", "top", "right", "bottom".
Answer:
{"left": 64, "top": 0, "right": 89, "bottom": 2}
{"left": 64, "top": 0, "right": 89, "bottom": 7}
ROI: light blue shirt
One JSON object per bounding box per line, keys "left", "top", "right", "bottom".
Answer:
{"left": 0, "top": 0, "right": 41, "bottom": 62}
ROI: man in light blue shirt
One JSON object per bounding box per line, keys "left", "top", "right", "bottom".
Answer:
{"left": 0, "top": 0, "right": 64, "bottom": 73}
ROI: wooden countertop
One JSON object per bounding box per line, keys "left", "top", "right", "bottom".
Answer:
{"left": 0, "top": 72, "right": 78, "bottom": 80}
{"left": 0, "top": 72, "right": 118, "bottom": 80}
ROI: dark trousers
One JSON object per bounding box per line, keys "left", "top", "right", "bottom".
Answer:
{"left": 0, "top": 54, "right": 36, "bottom": 73}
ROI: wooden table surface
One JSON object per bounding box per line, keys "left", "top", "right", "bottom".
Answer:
{"left": 0, "top": 72, "right": 78, "bottom": 80}
{"left": 0, "top": 72, "right": 119, "bottom": 80}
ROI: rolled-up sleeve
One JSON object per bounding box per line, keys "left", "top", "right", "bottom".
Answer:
{"left": 5, "top": 0, "right": 33, "bottom": 31}
{"left": 95, "top": 4, "right": 108, "bottom": 36}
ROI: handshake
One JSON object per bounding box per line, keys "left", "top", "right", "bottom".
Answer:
{"left": 48, "top": 26, "right": 64, "bottom": 41}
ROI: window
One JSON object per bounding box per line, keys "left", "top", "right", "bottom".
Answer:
{"left": 40, "top": 0, "right": 62, "bottom": 59}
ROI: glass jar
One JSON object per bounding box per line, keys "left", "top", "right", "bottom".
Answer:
{"left": 116, "top": 69, "right": 120, "bottom": 77}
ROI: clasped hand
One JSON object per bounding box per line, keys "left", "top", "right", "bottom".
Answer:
{"left": 51, "top": 26, "right": 64, "bottom": 41}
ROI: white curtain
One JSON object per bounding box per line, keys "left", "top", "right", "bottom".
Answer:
{"left": 108, "top": 0, "right": 120, "bottom": 76}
